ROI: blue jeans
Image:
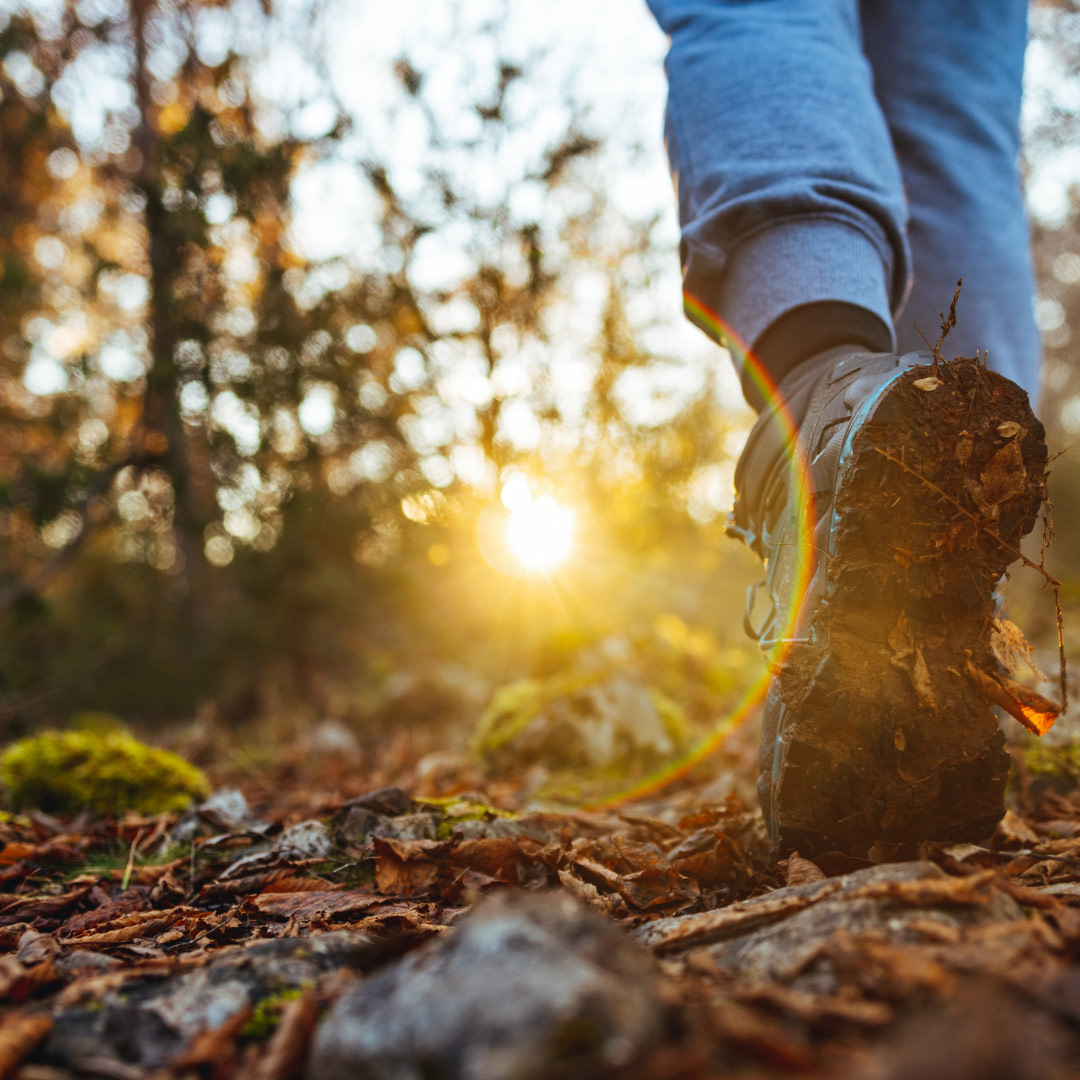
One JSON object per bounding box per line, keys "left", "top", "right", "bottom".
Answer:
{"left": 647, "top": 0, "right": 1040, "bottom": 402}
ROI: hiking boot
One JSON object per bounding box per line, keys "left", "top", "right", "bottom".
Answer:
{"left": 730, "top": 347, "right": 1048, "bottom": 856}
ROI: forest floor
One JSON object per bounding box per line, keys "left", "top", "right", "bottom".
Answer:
{"left": 3, "top": 720, "right": 1080, "bottom": 1080}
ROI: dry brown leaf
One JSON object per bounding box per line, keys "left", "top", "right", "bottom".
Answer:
{"left": 972, "top": 439, "right": 1027, "bottom": 518}
{"left": 991, "top": 617, "right": 1049, "bottom": 681}
{"left": 0, "top": 843, "right": 37, "bottom": 866}
{"left": 449, "top": 837, "right": 540, "bottom": 882}
{"left": 964, "top": 657, "right": 1059, "bottom": 736}
{"left": 0, "top": 955, "right": 60, "bottom": 1004}
{"left": 995, "top": 809, "right": 1040, "bottom": 846}
{"left": 372, "top": 837, "right": 443, "bottom": 897}
{"left": 705, "top": 996, "right": 815, "bottom": 1070}
{"left": 846, "top": 868, "right": 999, "bottom": 908}
{"left": 887, "top": 619, "right": 937, "bottom": 708}
{"left": 784, "top": 854, "right": 826, "bottom": 887}
{"left": 557, "top": 868, "right": 614, "bottom": 915}
{"left": 617, "top": 866, "right": 699, "bottom": 911}
{"left": 635, "top": 881, "right": 845, "bottom": 954}
{"left": 253, "top": 890, "right": 383, "bottom": 920}
{"left": 53, "top": 963, "right": 178, "bottom": 1009}
{"left": 821, "top": 932, "right": 954, "bottom": 998}
{"left": 0, "top": 886, "right": 92, "bottom": 923}
{"left": 257, "top": 876, "right": 341, "bottom": 894}
{"left": 0, "top": 1011, "right": 52, "bottom": 1077}
{"left": 570, "top": 855, "right": 622, "bottom": 891}
{"left": 16, "top": 932, "right": 59, "bottom": 967}
{"left": 61, "top": 910, "right": 178, "bottom": 946}
{"left": 669, "top": 844, "right": 737, "bottom": 888}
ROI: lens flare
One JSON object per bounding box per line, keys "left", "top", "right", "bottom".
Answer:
{"left": 587, "top": 290, "right": 816, "bottom": 810}
{"left": 506, "top": 494, "right": 575, "bottom": 571}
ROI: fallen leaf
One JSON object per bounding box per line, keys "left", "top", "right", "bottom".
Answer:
{"left": 784, "top": 854, "right": 826, "bottom": 887}
{"left": 373, "top": 837, "right": 443, "bottom": 897}
{"left": 16, "top": 931, "right": 59, "bottom": 967}
{"left": 634, "top": 881, "right": 845, "bottom": 954}
{"left": 846, "top": 869, "right": 1000, "bottom": 908}
{"left": 449, "top": 837, "right": 540, "bottom": 882}
{"left": 0, "top": 843, "right": 37, "bottom": 866}
{"left": 964, "top": 657, "right": 1059, "bottom": 736}
{"left": 617, "top": 866, "right": 699, "bottom": 911}
{"left": 557, "top": 869, "right": 614, "bottom": 915}
{"left": 60, "top": 910, "right": 180, "bottom": 946}
{"left": 253, "top": 890, "right": 383, "bottom": 920}
{"left": 971, "top": 440, "right": 1027, "bottom": 518}
{"left": 995, "top": 809, "right": 1040, "bottom": 846}
{"left": 0, "top": 1011, "right": 52, "bottom": 1076}
{"left": 0, "top": 954, "right": 60, "bottom": 1003}
{"left": 991, "top": 617, "right": 1048, "bottom": 681}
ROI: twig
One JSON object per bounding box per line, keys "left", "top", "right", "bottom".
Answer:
{"left": 995, "top": 849, "right": 1080, "bottom": 871}
{"left": 872, "top": 449, "right": 1058, "bottom": 585}
{"left": 872, "top": 447, "right": 1067, "bottom": 712}
{"left": 121, "top": 828, "right": 144, "bottom": 892}
{"left": 932, "top": 279, "right": 963, "bottom": 375}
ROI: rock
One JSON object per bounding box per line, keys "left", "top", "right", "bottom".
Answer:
{"left": 170, "top": 787, "right": 269, "bottom": 844}
{"left": 275, "top": 819, "right": 334, "bottom": 859}
{"left": 307, "top": 890, "right": 678, "bottom": 1080}
{"left": 43, "top": 932, "right": 374, "bottom": 1072}
{"left": 336, "top": 808, "right": 438, "bottom": 845}
{"left": 448, "top": 815, "right": 563, "bottom": 844}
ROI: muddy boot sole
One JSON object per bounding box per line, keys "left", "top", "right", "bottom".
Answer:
{"left": 761, "top": 357, "right": 1048, "bottom": 857}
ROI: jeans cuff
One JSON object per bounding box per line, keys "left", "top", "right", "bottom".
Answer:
{"left": 684, "top": 217, "right": 897, "bottom": 359}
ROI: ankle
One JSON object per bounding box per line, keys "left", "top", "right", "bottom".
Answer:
{"left": 745, "top": 301, "right": 893, "bottom": 412}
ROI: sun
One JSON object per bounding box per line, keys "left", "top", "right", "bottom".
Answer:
{"left": 505, "top": 493, "right": 576, "bottom": 572}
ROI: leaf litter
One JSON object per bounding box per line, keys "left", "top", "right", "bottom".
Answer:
{"left": 0, "top": 729, "right": 1077, "bottom": 1080}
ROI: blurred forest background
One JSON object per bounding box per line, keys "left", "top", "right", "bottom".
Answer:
{"left": 3, "top": 0, "right": 1080, "bottom": 779}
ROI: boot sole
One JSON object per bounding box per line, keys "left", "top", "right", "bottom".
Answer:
{"left": 760, "top": 357, "right": 1048, "bottom": 857}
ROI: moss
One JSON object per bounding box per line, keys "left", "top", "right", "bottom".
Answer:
{"left": 241, "top": 986, "right": 305, "bottom": 1040}
{"left": 0, "top": 728, "right": 211, "bottom": 817}
{"left": 1023, "top": 738, "right": 1080, "bottom": 782}
{"left": 472, "top": 673, "right": 592, "bottom": 758}
{"left": 648, "top": 688, "right": 690, "bottom": 746}
{"left": 414, "top": 795, "right": 514, "bottom": 841}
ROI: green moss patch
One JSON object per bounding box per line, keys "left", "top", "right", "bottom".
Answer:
{"left": 0, "top": 727, "right": 211, "bottom": 817}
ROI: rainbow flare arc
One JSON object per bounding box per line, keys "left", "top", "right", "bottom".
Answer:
{"left": 586, "top": 291, "right": 819, "bottom": 809}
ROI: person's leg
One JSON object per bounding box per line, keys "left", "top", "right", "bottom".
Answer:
{"left": 861, "top": 0, "right": 1040, "bottom": 397}
{"left": 647, "top": 0, "right": 1051, "bottom": 857}
{"left": 646, "top": 0, "right": 905, "bottom": 408}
